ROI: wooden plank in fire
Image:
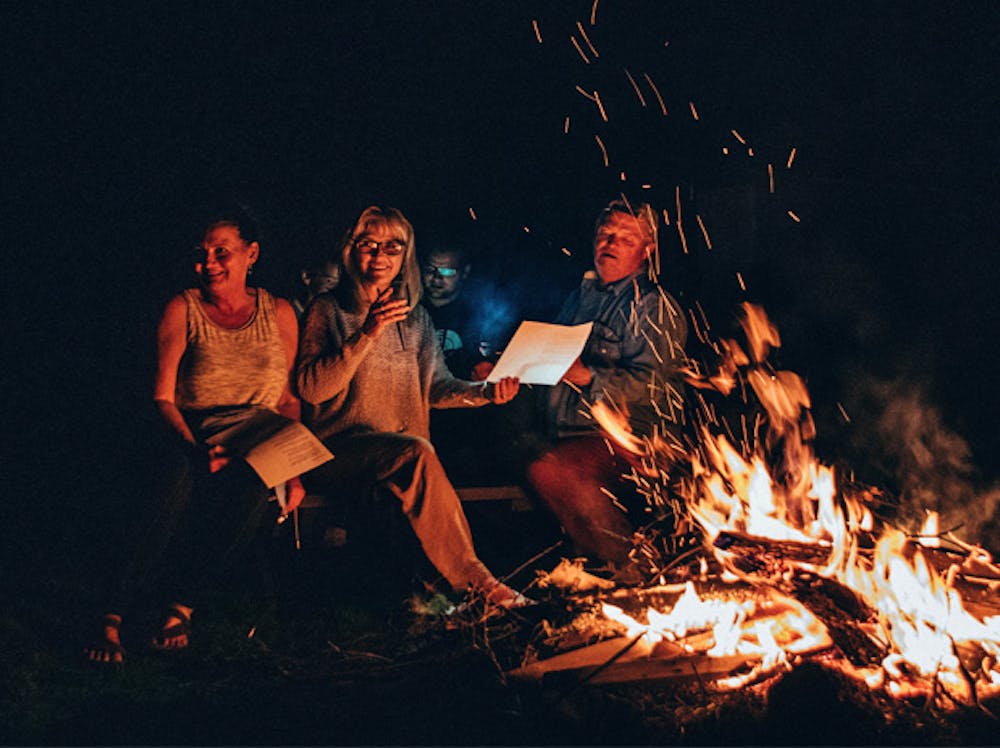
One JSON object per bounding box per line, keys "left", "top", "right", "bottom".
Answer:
{"left": 511, "top": 633, "right": 710, "bottom": 682}
{"left": 585, "top": 652, "right": 761, "bottom": 685}
{"left": 510, "top": 632, "right": 833, "bottom": 686}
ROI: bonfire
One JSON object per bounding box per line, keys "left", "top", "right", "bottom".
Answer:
{"left": 512, "top": 303, "right": 1000, "bottom": 713}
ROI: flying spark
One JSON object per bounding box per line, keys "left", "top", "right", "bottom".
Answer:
{"left": 836, "top": 402, "right": 851, "bottom": 423}
{"left": 676, "top": 221, "right": 690, "bottom": 254}
{"left": 787, "top": 146, "right": 797, "bottom": 169}
{"left": 688, "top": 101, "right": 700, "bottom": 120}
{"left": 731, "top": 129, "right": 747, "bottom": 145}
{"left": 577, "top": 21, "right": 599, "bottom": 57}
{"left": 468, "top": 207, "right": 477, "bottom": 220}
{"left": 595, "top": 134, "right": 609, "bottom": 166}
{"left": 695, "top": 214, "right": 712, "bottom": 249}
{"left": 768, "top": 163, "right": 774, "bottom": 193}
{"left": 570, "top": 35, "right": 590, "bottom": 63}
{"left": 531, "top": 19, "right": 542, "bottom": 44}
{"left": 624, "top": 68, "right": 647, "bottom": 107}
{"left": 590, "top": 0, "right": 599, "bottom": 25}
{"left": 594, "top": 90, "right": 609, "bottom": 121}
{"left": 787, "top": 210, "right": 801, "bottom": 222}
{"left": 643, "top": 72, "right": 668, "bottom": 116}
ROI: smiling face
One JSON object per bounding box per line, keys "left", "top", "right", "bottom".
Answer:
{"left": 194, "top": 223, "right": 259, "bottom": 294}
{"left": 592, "top": 210, "right": 652, "bottom": 285}
{"left": 350, "top": 222, "right": 408, "bottom": 294}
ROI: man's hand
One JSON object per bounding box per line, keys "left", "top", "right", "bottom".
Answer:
{"left": 282, "top": 475, "right": 306, "bottom": 515}
{"left": 561, "top": 357, "right": 593, "bottom": 386}
{"left": 361, "top": 286, "right": 410, "bottom": 337}
{"left": 490, "top": 376, "right": 520, "bottom": 404}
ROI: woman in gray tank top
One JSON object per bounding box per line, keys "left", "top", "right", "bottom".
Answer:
{"left": 84, "top": 205, "right": 304, "bottom": 664}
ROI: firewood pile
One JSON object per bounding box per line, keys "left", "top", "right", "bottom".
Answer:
{"left": 481, "top": 303, "right": 1000, "bottom": 743}
{"left": 508, "top": 531, "right": 1000, "bottom": 716}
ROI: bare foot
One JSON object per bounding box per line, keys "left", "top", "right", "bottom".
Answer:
{"left": 151, "top": 603, "right": 193, "bottom": 650}
{"left": 84, "top": 614, "right": 125, "bottom": 664}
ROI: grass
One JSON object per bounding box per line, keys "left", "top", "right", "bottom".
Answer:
{"left": 5, "top": 504, "right": 1000, "bottom": 746}
{"left": 1, "top": 505, "right": 553, "bottom": 745}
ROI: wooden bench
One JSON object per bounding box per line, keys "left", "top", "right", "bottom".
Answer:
{"left": 298, "top": 485, "right": 532, "bottom": 513}
{"left": 292, "top": 485, "right": 532, "bottom": 549}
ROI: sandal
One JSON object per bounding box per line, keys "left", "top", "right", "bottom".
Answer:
{"left": 83, "top": 614, "right": 125, "bottom": 664}
{"left": 150, "top": 605, "right": 192, "bottom": 651}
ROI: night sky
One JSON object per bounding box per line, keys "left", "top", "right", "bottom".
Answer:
{"left": 4, "top": 2, "right": 1000, "bottom": 545}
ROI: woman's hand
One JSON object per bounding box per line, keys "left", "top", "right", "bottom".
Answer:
{"left": 361, "top": 287, "right": 410, "bottom": 338}
{"left": 206, "top": 444, "right": 232, "bottom": 473}
{"left": 490, "top": 376, "right": 520, "bottom": 404}
{"left": 282, "top": 475, "right": 306, "bottom": 515}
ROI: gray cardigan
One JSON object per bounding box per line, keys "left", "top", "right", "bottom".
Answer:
{"left": 296, "top": 292, "right": 491, "bottom": 442}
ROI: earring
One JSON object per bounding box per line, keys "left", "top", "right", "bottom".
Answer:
{"left": 247, "top": 264, "right": 255, "bottom": 276}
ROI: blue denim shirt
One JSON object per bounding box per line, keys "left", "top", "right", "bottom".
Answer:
{"left": 544, "top": 269, "right": 687, "bottom": 439}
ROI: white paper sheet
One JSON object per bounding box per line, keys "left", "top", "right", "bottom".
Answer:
{"left": 207, "top": 411, "right": 334, "bottom": 489}
{"left": 486, "top": 321, "right": 593, "bottom": 385}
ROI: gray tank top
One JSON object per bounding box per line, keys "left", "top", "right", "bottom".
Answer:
{"left": 175, "top": 289, "right": 288, "bottom": 426}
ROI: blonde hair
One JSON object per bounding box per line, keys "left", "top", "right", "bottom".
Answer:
{"left": 339, "top": 205, "right": 423, "bottom": 311}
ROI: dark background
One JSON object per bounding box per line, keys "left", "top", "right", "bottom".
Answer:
{"left": 4, "top": 1, "right": 1000, "bottom": 559}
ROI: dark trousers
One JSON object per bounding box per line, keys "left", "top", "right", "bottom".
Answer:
{"left": 112, "top": 440, "right": 273, "bottom": 612}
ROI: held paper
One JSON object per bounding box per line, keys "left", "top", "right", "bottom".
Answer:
{"left": 487, "top": 321, "right": 593, "bottom": 385}
{"left": 207, "top": 411, "right": 333, "bottom": 489}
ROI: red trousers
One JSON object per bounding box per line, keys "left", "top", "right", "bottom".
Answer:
{"left": 526, "top": 435, "right": 640, "bottom": 564}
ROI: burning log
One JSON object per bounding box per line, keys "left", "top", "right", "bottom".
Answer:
{"left": 714, "top": 530, "right": 835, "bottom": 574}
{"left": 780, "top": 573, "right": 886, "bottom": 667}
{"left": 715, "top": 531, "right": 1000, "bottom": 614}
{"left": 713, "top": 531, "right": 887, "bottom": 666}
{"left": 918, "top": 547, "right": 1000, "bottom": 619}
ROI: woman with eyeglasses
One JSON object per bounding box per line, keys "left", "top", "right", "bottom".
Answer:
{"left": 296, "top": 205, "right": 529, "bottom": 608}
{"left": 84, "top": 204, "right": 305, "bottom": 663}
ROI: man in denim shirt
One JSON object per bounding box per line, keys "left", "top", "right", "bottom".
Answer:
{"left": 527, "top": 199, "right": 688, "bottom": 568}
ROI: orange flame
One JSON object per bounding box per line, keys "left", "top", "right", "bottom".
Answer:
{"left": 593, "top": 303, "right": 1000, "bottom": 703}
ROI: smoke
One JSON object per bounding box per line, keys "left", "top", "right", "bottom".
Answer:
{"left": 851, "top": 378, "right": 1000, "bottom": 553}
{"left": 462, "top": 279, "right": 520, "bottom": 354}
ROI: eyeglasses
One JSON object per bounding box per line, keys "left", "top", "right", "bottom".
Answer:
{"left": 354, "top": 238, "right": 406, "bottom": 256}
{"left": 423, "top": 265, "right": 459, "bottom": 278}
